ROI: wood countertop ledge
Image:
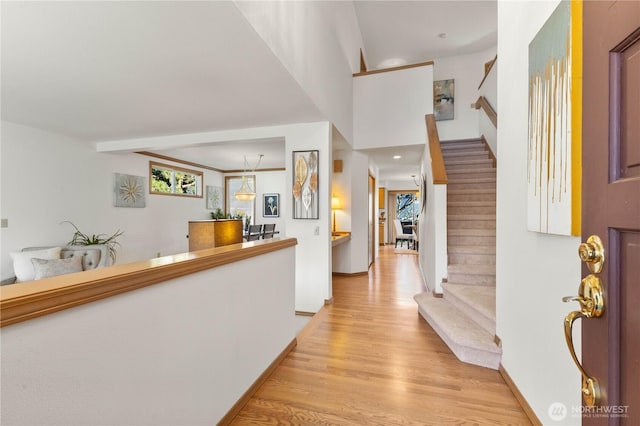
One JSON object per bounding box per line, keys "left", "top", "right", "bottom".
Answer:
{"left": 0, "top": 238, "right": 297, "bottom": 327}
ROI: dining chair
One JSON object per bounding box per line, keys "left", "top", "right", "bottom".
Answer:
{"left": 247, "top": 224, "right": 263, "bottom": 241}
{"left": 262, "top": 223, "right": 276, "bottom": 239}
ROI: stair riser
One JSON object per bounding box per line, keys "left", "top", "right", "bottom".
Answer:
{"left": 448, "top": 236, "right": 496, "bottom": 246}
{"left": 448, "top": 193, "right": 496, "bottom": 202}
{"left": 447, "top": 172, "right": 496, "bottom": 180}
{"left": 448, "top": 183, "right": 496, "bottom": 190}
{"left": 442, "top": 149, "right": 487, "bottom": 157}
{"left": 443, "top": 150, "right": 488, "bottom": 158}
{"left": 446, "top": 160, "right": 494, "bottom": 169}
{"left": 448, "top": 220, "right": 496, "bottom": 229}
{"left": 444, "top": 154, "right": 490, "bottom": 163}
{"left": 448, "top": 206, "right": 496, "bottom": 215}
{"left": 448, "top": 273, "right": 496, "bottom": 286}
{"left": 449, "top": 253, "right": 497, "bottom": 265}
{"left": 441, "top": 143, "right": 485, "bottom": 151}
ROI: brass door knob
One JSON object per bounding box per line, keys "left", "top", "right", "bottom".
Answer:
{"left": 578, "top": 235, "right": 605, "bottom": 274}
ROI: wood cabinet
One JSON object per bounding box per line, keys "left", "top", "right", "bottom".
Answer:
{"left": 378, "top": 187, "right": 385, "bottom": 209}
{"left": 379, "top": 223, "right": 385, "bottom": 245}
{"left": 188, "top": 220, "right": 243, "bottom": 251}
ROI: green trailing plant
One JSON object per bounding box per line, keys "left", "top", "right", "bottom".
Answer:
{"left": 62, "top": 221, "right": 124, "bottom": 264}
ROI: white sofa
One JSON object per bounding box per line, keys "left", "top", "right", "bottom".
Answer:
{"left": 2, "top": 244, "right": 110, "bottom": 285}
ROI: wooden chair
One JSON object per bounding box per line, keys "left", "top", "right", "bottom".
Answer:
{"left": 246, "top": 224, "right": 263, "bottom": 241}
{"left": 262, "top": 223, "right": 276, "bottom": 239}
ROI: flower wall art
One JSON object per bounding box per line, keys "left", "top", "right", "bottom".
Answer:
{"left": 114, "top": 173, "right": 145, "bottom": 208}
{"left": 263, "top": 193, "right": 279, "bottom": 217}
{"left": 292, "top": 150, "right": 318, "bottom": 219}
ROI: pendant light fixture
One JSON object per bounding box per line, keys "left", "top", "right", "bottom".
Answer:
{"left": 234, "top": 154, "right": 263, "bottom": 201}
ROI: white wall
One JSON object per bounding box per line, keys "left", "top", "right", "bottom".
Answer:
{"left": 0, "top": 121, "right": 223, "bottom": 279}
{"left": 353, "top": 65, "right": 433, "bottom": 149}
{"left": 420, "top": 146, "right": 448, "bottom": 293}
{"left": 433, "top": 47, "right": 497, "bottom": 141}
{"left": 1, "top": 245, "right": 296, "bottom": 425}
{"left": 233, "top": 1, "right": 362, "bottom": 144}
{"left": 497, "top": 1, "right": 582, "bottom": 424}
{"left": 284, "top": 122, "right": 333, "bottom": 312}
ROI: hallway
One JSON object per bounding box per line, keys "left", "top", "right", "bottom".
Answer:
{"left": 231, "top": 246, "right": 531, "bottom": 425}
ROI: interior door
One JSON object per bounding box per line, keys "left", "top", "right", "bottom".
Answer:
{"left": 579, "top": 1, "right": 640, "bottom": 424}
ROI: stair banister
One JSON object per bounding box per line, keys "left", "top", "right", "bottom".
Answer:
{"left": 426, "top": 114, "right": 448, "bottom": 184}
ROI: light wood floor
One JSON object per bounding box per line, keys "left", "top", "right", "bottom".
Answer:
{"left": 231, "top": 246, "right": 531, "bottom": 425}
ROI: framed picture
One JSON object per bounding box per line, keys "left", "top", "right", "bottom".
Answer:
{"left": 263, "top": 193, "right": 280, "bottom": 217}
{"left": 114, "top": 173, "right": 145, "bottom": 208}
{"left": 434, "top": 79, "right": 455, "bottom": 121}
{"left": 292, "top": 150, "right": 318, "bottom": 219}
{"left": 527, "top": 0, "right": 580, "bottom": 236}
{"left": 206, "top": 185, "right": 222, "bottom": 210}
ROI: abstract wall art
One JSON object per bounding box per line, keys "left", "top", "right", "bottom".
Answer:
{"left": 527, "top": 0, "right": 582, "bottom": 236}
{"left": 434, "top": 79, "right": 455, "bottom": 121}
{"left": 292, "top": 150, "right": 318, "bottom": 219}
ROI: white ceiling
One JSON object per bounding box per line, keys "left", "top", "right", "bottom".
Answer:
{"left": 1, "top": 1, "right": 497, "bottom": 176}
{"left": 354, "top": 0, "right": 497, "bottom": 70}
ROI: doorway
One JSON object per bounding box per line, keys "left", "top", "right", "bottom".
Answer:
{"left": 387, "top": 190, "right": 420, "bottom": 246}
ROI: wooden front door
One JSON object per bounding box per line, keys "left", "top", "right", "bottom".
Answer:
{"left": 580, "top": 1, "right": 640, "bottom": 424}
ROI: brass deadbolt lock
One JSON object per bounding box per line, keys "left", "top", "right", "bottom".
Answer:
{"left": 578, "top": 235, "right": 605, "bottom": 274}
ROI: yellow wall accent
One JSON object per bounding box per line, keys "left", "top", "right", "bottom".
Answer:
{"left": 570, "top": 0, "right": 583, "bottom": 236}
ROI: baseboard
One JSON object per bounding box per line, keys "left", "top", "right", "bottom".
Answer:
{"left": 332, "top": 271, "right": 368, "bottom": 277}
{"left": 498, "top": 364, "right": 542, "bottom": 426}
{"left": 217, "top": 338, "right": 297, "bottom": 425}
{"left": 481, "top": 135, "right": 497, "bottom": 167}
{"left": 324, "top": 297, "right": 334, "bottom": 305}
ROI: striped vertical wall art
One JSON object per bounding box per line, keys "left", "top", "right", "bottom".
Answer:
{"left": 527, "top": 0, "right": 582, "bottom": 236}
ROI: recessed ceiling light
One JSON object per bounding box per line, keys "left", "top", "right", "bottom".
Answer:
{"left": 393, "top": 155, "right": 402, "bottom": 159}
{"left": 438, "top": 33, "right": 447, "bottom": 39}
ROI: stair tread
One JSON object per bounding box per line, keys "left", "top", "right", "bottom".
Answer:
{"left": 448, "top": 214, "right": 496, "bottom": 220}
{"left": 448, "top": 177, "right": 496, "bottom": 183}
{"left": 448, "top": 245, "right": 496, "bottom": 254}
{"left": 448, "top": 228, "right": 496, "bottom": 236}
{"left": 448, "top": 188, "right": 496, "bottom": 194}
{"left": 414, "top": 292, "right": 501, "bottom": 355}
{"left": 448, "top": 201, "right": 496, "bottom": 206}
{"left": 448, "top": 264, "right": 496, "bottom": 275}
{"left": 443, "top": 283, "right": 496, "bottom": 323}
{"left": 447, "top": 167, "right": 496, "bottom": 175}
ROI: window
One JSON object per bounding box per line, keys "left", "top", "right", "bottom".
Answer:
{"left": 149, "top": 162, "right": 203, "bottom": 197}
{"left": 395, "top": 193, "right": 420, "bottom": 223}
{"left": 225, "top": 175, "right": 255, "bottom": 222}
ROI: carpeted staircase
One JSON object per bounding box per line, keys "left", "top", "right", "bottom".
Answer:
{"left": 414, "top": 138, "right": 501, "bottom": 370}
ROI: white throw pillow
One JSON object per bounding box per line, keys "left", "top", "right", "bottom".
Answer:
{"left": 9, "top": 247, "right": 62, "bottom": 282}
{"left": 32, "top": 256, "right": 83, "bottom": 280}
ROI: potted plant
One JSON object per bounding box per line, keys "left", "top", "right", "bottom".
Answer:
{"left": 62, "top": 221, "right": 124, "bottom": 264}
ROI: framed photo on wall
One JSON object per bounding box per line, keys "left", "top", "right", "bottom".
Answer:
{"left": 292, "top": 150, "right": 318, "bottom": 219}
{"left": 434, "top": 79, "right": 455, "bottom": 121}
{"left": 263, "top": 193, "right": 280, "bottom": 217}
